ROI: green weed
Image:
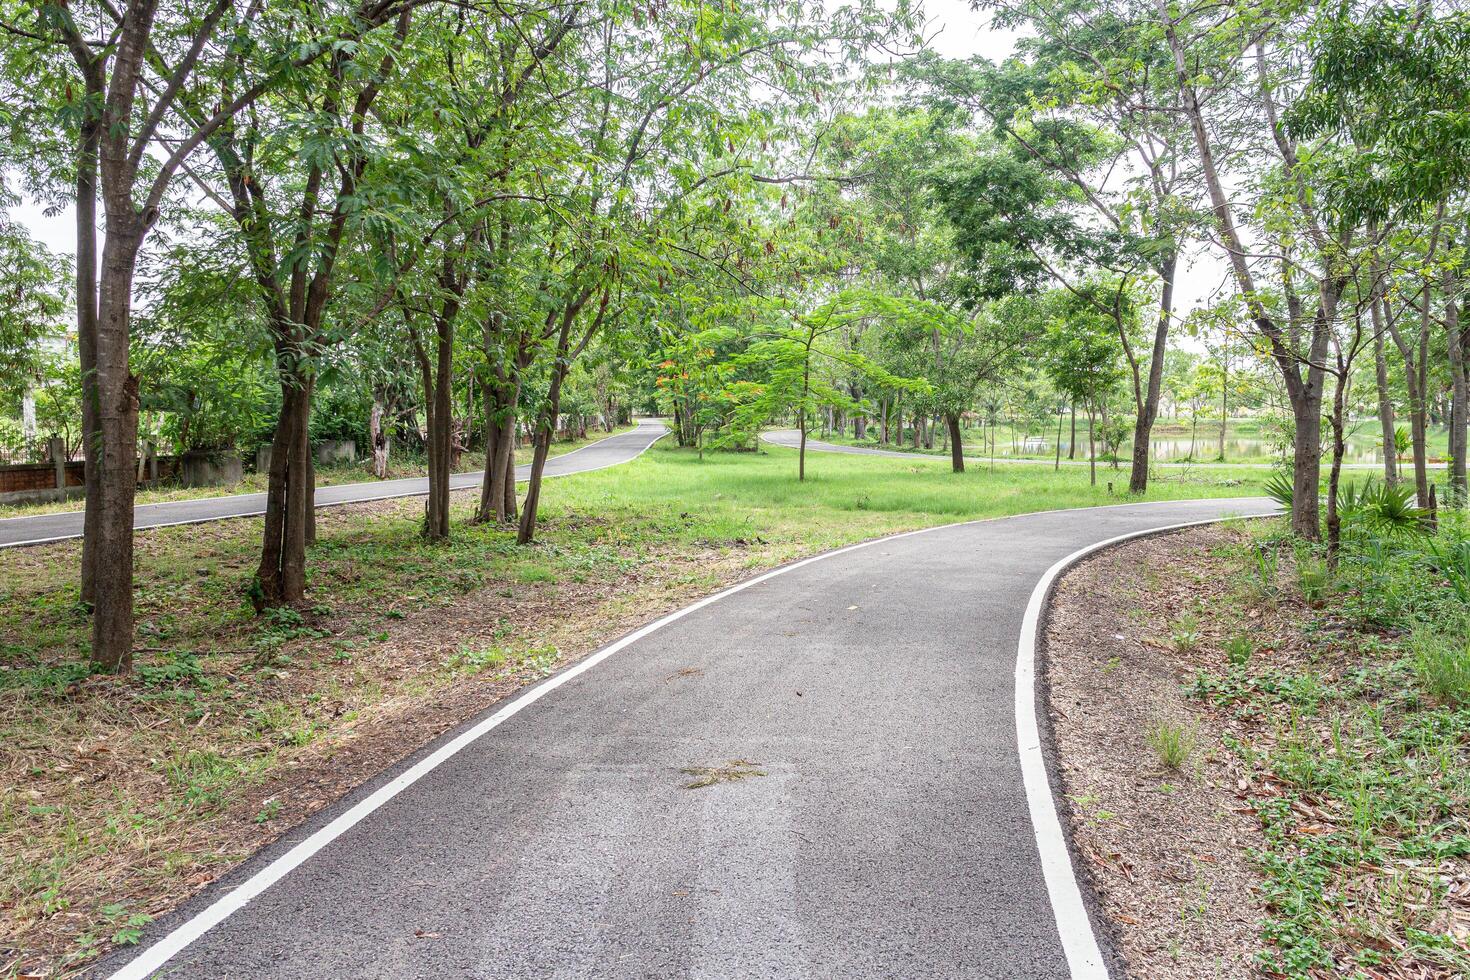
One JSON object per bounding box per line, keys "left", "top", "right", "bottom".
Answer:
{"left": 1146, "top": 720, "right": 1196, "bottom": 770}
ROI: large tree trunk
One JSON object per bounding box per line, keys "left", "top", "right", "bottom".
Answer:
{"left": 946, "top": 412, "right": 964, "bottom": 473}
{"left": 479, "top": 370, "right": 523, "bottom": 524}
{"left": 77, "top": 111, "right": 102, "bottom": 608}
{"left": 255, "top": 374, "right": 314, "bottom": 609}
{"left": 1289, "top": 381, "right": 1325, "bottom": 537}
{"left": 418, "top": 306, "right": 455, "bottom": 541}
{"left": 88, "top": 229, "right": 145, "bottom": 672}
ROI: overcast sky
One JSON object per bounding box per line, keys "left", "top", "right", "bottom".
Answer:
{"left": 9, "top": 0, "right": 1229, "bottom": 319}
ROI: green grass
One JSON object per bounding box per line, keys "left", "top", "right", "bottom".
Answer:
{"left": 1185, "top": 515, "right": 1470, "bottom": 977}
{"left": 1410, "top": 628, "right": 1470, "bottom": 705}
{"left": 1145, "top": 720, "right": 1196, "bottom": 770}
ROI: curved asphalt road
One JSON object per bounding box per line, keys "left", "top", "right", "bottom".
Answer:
{"left": 762, "top": 427, "right": 1412, "bottom": 470}
{"left": 103, "top": 495, "right": 1277, "bottom": 980}
{"left": 0, "top": 419, "right": 668, "bottom": 548}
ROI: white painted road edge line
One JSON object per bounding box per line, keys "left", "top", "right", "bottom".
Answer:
{"left": 0, "top": 423, "right": 668, "bottom": 550}
{"left": 110, "top": 497, "right": 1273, "bottom": 980}
{"left": 1014, "top": 511, "right": 1273, "bottom": 979}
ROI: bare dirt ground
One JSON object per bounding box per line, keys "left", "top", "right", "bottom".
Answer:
{"left": 1044, "top": 524, "right": 1269, "bottom": 978}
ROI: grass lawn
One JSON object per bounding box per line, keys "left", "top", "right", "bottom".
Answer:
{"left": 0, "top": 425, "right": 634, "bottom": 520}
{"left": 0, "top": 440, "right": 1272, "bottom": 975}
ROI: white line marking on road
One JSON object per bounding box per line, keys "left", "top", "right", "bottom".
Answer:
{"left": 109, "top": 497, "right": 1275, "bottom": 979}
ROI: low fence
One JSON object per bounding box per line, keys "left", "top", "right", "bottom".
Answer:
{"left": 0, "top": 440, "right": 197, "bottom": 504}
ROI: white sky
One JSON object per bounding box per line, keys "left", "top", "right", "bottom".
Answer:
{"left": 9, "top": 0, "right": 1229, "bottom": 321}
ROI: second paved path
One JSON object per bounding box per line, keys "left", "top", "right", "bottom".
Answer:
{"left": 0, "top": 419, "right": 667, "bottom": 548}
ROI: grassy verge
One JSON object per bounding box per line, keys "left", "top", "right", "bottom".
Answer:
{"left": 1, "top": 440, "right": 1269, "bottom": 975}
{"left": 0, "top": 425, "right": 634, "bottom": 520}
{"left": 1055, "top": 510, "right": 1470, "bottom": 977}
{"left": 1198, "top": 516, "right": 1470, "bottom": 977}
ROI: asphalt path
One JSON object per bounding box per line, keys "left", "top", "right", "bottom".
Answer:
{"left": 761, "top": 427, "right": 1408, "bottom": 470}
{"left": 103, "top": 495, "right": 1278, "bottom": 980}
{"left": 0, "top": 419, "right": 668, "bottom": 549}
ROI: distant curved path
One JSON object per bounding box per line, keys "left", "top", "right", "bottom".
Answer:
{"left": 0, "top": 419, "right": 667, "bottom": 549}
{"left": 761, "top": 428, "right": 1403, "bottom": 470}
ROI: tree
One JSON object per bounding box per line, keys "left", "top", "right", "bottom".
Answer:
{"left": 1040, "top": 287, "right": 1127, "bottom": 486}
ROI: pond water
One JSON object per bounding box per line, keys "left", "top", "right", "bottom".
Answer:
{"left": 1009, "top": 430, "right": 1391, "bottom": 463}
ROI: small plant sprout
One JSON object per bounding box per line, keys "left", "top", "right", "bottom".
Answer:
{"left": 1295, "top": 548, "right": 1331, "bottom": 604}
{"left": 1170, "top": 613, "right": 1201, "bottom": 653}
{"left": 1224, "top": 634, "right": 1254, "bottom": 667}
{"left": 1146, "top": 719, "right": 1196, "bottom": 771}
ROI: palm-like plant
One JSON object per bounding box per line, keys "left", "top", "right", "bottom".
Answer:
{"left": 1337, "top": 477, "right": 1428, "bottom": 537}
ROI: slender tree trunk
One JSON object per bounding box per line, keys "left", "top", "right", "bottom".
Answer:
{"left": 502, "top": 444, "right": 518, "bottom": 521}
{"left": 1055, "top": 406, "right": 1064, "bottom": 472}
{"left": 946, "top": 412, "right": 964, "bottom": 473}
{"left": 798, "top": 408, "right": 807, "bottom": 481}
{"left": 1068, "top": 403, "right": 1077, "bottom": 459}
{"left": 1219, "top": 371, "right": 1229, "bottom": 461}
{"left": 517, "top": 290, "right": 599, "bottom": 544}
{"left": 1368, "top": 257, "right": 1398, "bottom": 486}
{"left": 1326, "top": 361, "right": 1349, "bottom": 562}
{"left": 1389, "top": 300, "right": 1430, "bottom": 503}
{"left": 1444, "top": 270, "right": 1468, "bottom": 504}
{"left": 1129, "top": 251, "right": 1176, "bottom": 493}
{"left": 1087, "top": 406, "right": 1096, "bottom": 487}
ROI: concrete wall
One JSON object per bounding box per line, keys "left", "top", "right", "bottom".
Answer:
{"left": 180, "top": 451, "right": 244, "bottom": 488}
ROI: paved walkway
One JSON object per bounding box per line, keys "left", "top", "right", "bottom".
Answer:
{"left": 104, "top": 496, "right": 1277, "bottom": 980}
{"left": 0, "top": 420, "right": 668, "bottom": 548}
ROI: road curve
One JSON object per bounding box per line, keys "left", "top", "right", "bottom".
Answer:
{"left": 761, "top": 427, "right": 1404, "bottom": 470}
{"left": 0, "top": 419, "right": 668, "bottom": 549}
{"left": 103, "top": 496, "right": 1277, "bottom": 980}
